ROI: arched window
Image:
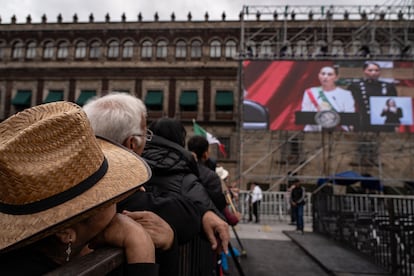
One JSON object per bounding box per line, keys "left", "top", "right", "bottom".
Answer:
{"left": 175, "top": 40, "right": 186, "bottom": 58}
{"left": 57, "top": 41, "right": 69, "bottom": 59}
{"left": 43, "top": 41, "right": 55, "bottom": 59}
{"left": 108, "top": 40, "right": 120, "bottom": 58}
{"left": 12, "top": 41, "right": 24, "bottom": 59}
{"left": 156, "top": 40, "right": 167, "bottom": 58}
{"left": 122, "top": 40, "right": 134, "bottom": 58}
{"left": 331, "top": 40, "right": 344, "bottom": 57}
{"left": 312, "top": 40, "right": 328, "bottom": 57}
{"left": 210, "top": 40, "right": 221, "bottom": 58}
{"left": 141, "top": 40, "right": 152, "bottom": 58}
{"left": 260, "top": 40, "right": 273, "bottom": 57}
{"left": 225, "top": 40, "right": 237, "bottom": 58}
{"left": 191, "top": 40, "right": 202, "bottom": 58}
{"left": 75, "top": 41, "right": 87, "bottom": 58}
{"left": 348, "top": 40, "right": 362, "bottom": 56}
{"left": 246, "top": 40, "right": 257, "bottom": 57}
{"left": 90, "top": 40, "right": 101, "bottom": 59}
{"left": 0, "top": 41, "right": 5, "bottom": 59}
{"left": 279, "top": 41, "right": 292, "bottom": 57}
{"left": 370, "top": 41, "right": 381, "bottom": 56}
{"left": 294, "top": 40, "right": 308, "bottom": 57}
{"left": 26, "top": 41, "right": 37, "bottom": 59}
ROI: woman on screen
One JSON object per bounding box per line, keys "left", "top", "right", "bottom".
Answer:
{"left": 301, "top": 66, "right": 355, "bottom": 131}
{"left": 381, "top": 98, "right": 403, "bottom": 127}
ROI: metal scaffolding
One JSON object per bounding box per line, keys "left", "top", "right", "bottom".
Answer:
{"left": 237, "top": 4, "right": 414, "bottom": 192}
{"left": 238, "top": 4, "right": 414, "bottom": 60}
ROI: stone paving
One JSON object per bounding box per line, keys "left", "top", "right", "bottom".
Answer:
{"left": 226, "top": 221, "right": 390, "bottom": 276}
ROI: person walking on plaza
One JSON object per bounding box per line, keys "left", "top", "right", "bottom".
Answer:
{"left": 247, "top": 182, "right": 263, "bottom": 223}
{"left": 290, "top": 178, "right": 306, "bottom": 234}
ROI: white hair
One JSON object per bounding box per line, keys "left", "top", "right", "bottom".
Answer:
{"left": 83, "top": 92, "right": 147, "bottom": 145}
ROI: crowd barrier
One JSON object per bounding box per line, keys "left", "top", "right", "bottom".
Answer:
{"left": 47, "top": 190, "right": 314, "bottom": 275}
{"left": 313, "top": 185, "right": 414, "bottom": 276}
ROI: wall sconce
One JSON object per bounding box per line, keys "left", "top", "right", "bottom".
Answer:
{"left": 308, "top": 10, "right": 313, "bottom": 20}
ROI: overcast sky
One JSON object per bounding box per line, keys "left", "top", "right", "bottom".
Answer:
{"left": 1, "top": 0, "right": 404, "bottom": 23}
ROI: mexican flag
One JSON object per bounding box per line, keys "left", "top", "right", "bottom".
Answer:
{"left": 193, "top": 120, "right": 227, "bottom": 157}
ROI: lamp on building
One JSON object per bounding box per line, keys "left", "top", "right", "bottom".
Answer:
{"left": 105, "top": 13, "right": 110, "bottom": 23}
{"left": 291, "top": 10, "right": 296, "bottom": 20}
{"left": 26, "top": 15, "right": 31, "bottom": 24}
{"left": 256, "top": 10, "right": 261, "bottom": 21}
{"left": 155, "top": 12, "right": 159, "bottom": 21}
{"left": 398, "top": 10, "right": 404, "bottom": 20}
{"left": 57, "top": 14, "right": 63, "bottom": 23}
{"left": 308, "top": 10, "right": 313, "bottom": 20}
{"left": 11, "top": 15, "right": 17, "bottom": 24}
{"left": 401, "top": 44, "right": 412, "bottom": 58}
{"left": 360, "top": 10, "right": 367, "bottom": 20}
{"left": 359, "top": 45, "right": 370, "bottom": 57}
{"left": 121, "top": 13, "right": 126, "bottom": 22}
{"left": 222, "top": 12, "right": 226, "bottom": 21}
{"left": 326, "top": 9, "right": 333, "bottom": 20}
{"left": 73, "top": 13, "right": 78, "bottom": 23}
{"left": 205, "top": 12, "right": 209, "bottom": 21}
{"left": 89, "top": 13, "right": 94, "bottom": 23}
{"left": 41, "top": 14, "right": 47, "bottom": 24}
{"left": 138, "top": 13, "right": 143, "bottom": 22}
{"left": 273, "top": 11, "right": 278, "bottom": 20}
{"left": 344, "top": 10, "right": 349, "bottom": 20}
{"left": 187, "top": 12, "right": 192, "bottom": 21}
{"left": 171, "top": 12, "right": 175, "bottom": 21}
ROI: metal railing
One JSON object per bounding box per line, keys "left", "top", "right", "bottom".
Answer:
{"left": 313, "top": 186, "right": 414, "bottom": 276}
{"left": 237, "top": 190, "right": 313, "bottom": 223}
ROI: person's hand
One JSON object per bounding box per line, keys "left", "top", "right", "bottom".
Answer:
{"left": 89, "top": 213, "right": 155, "bottom": 263}
{"left": 122, "top": 210, "right": 174, "bottom": 251}
{"left": 202, "top": 210, "right": 230, "bottom": 254}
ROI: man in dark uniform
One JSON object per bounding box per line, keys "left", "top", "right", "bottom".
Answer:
{"left": 348, "top": 61, "right": 397, "bottom": 132}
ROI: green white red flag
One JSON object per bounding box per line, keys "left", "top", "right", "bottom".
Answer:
{"left": 193, "top": 119, "right": 227, "bottom": 157}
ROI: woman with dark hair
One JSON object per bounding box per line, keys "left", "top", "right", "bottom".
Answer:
{"left": 142, "top": 117, "right": 230, "bottom": 256}
{"left": 348, "top": 61, "right": 398, "bottom": 131}
{"left": 381, "top": 98, "right": 403, "bottom": 132}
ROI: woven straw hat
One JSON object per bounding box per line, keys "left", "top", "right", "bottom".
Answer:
{"left": 216, "top": 166, "right": 229, "bottom": 180}
{"left": 0, "top": 101, "right": 151, "bottom": 253}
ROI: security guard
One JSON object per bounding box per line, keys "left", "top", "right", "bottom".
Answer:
{"left": 348, "top": 61, "right": 397, "bottom": 131}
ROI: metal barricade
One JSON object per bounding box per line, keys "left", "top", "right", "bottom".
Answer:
{"left": 313, "top": 186, "right": 414, "bottom": 276}
{"left": 237, "top": 190, "right": 312, "bottom": 223}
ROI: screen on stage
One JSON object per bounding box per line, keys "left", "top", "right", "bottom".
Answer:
{"left": 242, "top": 60, "right": 414, "bottom": 132}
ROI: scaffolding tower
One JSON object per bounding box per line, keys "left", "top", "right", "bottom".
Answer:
{"left": 237, "top": 4, "right": 414, "bottom": 192}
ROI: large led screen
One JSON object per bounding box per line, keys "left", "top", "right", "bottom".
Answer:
{"left": 243, "top": 60, "right": 414, "bottom": 132}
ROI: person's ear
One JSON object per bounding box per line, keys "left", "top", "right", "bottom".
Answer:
{"left": 202, "top": 151, "right": 209, "bottom": 161}
{"left": 123, "top": 136, "right": 137, "bottom": 151}
{"left": 55, "top": 228, "right": 77, "bottom": 244}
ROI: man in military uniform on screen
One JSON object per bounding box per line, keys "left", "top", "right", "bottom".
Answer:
{"left": 348, "top": 61, "right": 398, "bottom": 131}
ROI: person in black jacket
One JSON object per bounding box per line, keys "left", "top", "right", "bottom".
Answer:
{"left": 143, "top": 117, "right": 230, "bottom": 255}
{"left": 187, "top": 135, "right": 227, "bottom": 212}
{"left": 290, "top": 178, "right": 306, "bottom": 234}
{"left": 348, "top": 61, "right": 398, "bottom": 131}
{"left": 84, "top": 93, "right": 201, "bottom": 276}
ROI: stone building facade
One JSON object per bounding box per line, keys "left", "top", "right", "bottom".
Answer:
{"left": 1, "top": 5, "right": 413, "bottom": 190}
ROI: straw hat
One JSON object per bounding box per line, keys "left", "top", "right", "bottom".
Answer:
{"left": 0, "top": 102, "right": 151, "bottom": 253}
{"left": 216, "top": 166, "right": 229, "bottom": 180}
